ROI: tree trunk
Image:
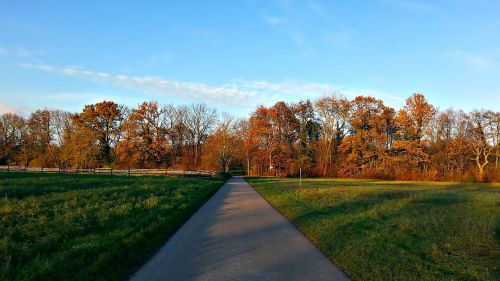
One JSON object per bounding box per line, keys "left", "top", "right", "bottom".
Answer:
{"left": 477, "top": 164, "right": 485, "bottom": 182}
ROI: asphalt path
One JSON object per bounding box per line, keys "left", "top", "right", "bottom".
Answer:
{"left": 130, "top": 176, "right": 349, "bottom": 281}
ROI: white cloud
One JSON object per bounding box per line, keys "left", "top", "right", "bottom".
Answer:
{"left": 45, "top": 92, "right": 96, "bottom": 101}
{"left": 20, "top": 63, "right": 403, "bottom": 110}
{"left": 234, "top": 80, "right": 405, "bottom": 108}
{"left": 239, "top": 79, "right": 334, "bottom": 97}
{"left": 444, "top": 50, "right": 492, "bottom": 70}
{"left": 21, "top": 63, "right": 258, "bottom": 108}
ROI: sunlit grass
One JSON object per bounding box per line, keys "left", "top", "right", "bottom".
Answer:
{"left": 0, "top": 172, "right": 225, "bottom": 281}
{"left": 246, "top": 177, "right": 500, "bottom": 281}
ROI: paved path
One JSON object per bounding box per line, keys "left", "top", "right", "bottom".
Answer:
{"left": 130, "top": 176, "right": 349, "bottom": 281}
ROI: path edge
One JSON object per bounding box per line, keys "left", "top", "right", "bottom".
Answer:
{"left": 242, "top": 176, "right": 352, "bottom": 281}
{"left": 127, "top": 176, "right": 230, "bottom": 280}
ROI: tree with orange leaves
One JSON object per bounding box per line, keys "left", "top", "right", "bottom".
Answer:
{"left": 268, "top": 101, "right": 300, "bottom": 176}
{"left": 393, "top": 94, "right": 436, "bottom": 174}
{"left": 246, "top": 105, "right": 274, "bottom": 175}
{"left": 116, "top": 101, "right": 175, "bottom": 168}
{"left": 72, "top": 101, "right": 126, "bottom": 165}
{"left": 204, "top": 114, "right": 244, "bottom": 173}
{"left": 339, "top": 96, "right": 392, "bottom": 177}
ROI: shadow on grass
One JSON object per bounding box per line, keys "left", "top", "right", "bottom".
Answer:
{"left": 291, "top": 190, "right": 498, "bottom": 280}
{"left": 292, "top": 190, "right": 416, "bottom": 224}
{"left": 0, "top": 172, "right": 213, "bottom": 200}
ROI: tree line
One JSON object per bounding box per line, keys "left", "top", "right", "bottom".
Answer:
{"left": 0, "top": 94, "right": 498, "bottom": 181}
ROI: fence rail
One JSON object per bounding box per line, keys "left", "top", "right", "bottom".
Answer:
{"left": 0, "top": 165, "right": 216, "bottom": 177}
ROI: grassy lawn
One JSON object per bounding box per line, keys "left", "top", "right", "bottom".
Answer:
{"left": 0, "top": 172, "right": 225, "bottom": 281}
{"left": 246, "top": 177, "right": 500, "bottom": 281}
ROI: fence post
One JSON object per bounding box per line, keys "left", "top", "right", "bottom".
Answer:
{"left": 7, "top": 164, "right": 9, "bottom": 172}
{"left": 111, "top": 168, "right": 113, "bottom": 175}
{"left": 300, "top": 167, "right": 302, "bottom": 187}
{"left": 128, "top": 167, "right": 131, "bottom": 176}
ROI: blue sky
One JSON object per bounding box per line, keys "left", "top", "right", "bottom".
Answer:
{"left": 0, "top": 0, "right": 499, "bottom": 116}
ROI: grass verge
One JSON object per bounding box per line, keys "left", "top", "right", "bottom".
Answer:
{"left": 246, "top": 177, "right": 500, "bottom": 281}
{"left": 0, "top": 172, "right": 225, "bottom": 281}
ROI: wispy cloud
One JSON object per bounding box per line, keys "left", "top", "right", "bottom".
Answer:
{"left": 0, "top": 102, "right": 15, "bottom": 114}
{"left": 261, "top": 14, "right": 314, "bottom": 55}
{"left": 0, "top": 46, "right": 33, "bottom": 57}
{"left": 306, "top": 1, "right": 324, "bottom": 15}
{"left": 239, "top": 79, "right": 334, "bottom": 98}
{"left": 443, "top": 50, "right": 492, "bottom": 70}
{"left": 263, "top": 15, "right": 288, "bottom": 26}
{"left": 325, "top": 29, "right": 356, "bottom": 50}
{"left": 382, "top": 0, "right": 435, "bottom": 13}
{"left": 20, "top": 63, "right": 258, "bottom": 108}
{"left": 0, "top": 102, "right": 32, "bottom": 115}
{"left": 20, "top": 63, "right": 403, "bottom": 110}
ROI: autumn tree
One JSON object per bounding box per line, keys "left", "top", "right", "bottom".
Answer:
{"left": 339, "top": 96, "right": 392, "bottom": 177}
{"left": 268, "top": 101, "right": 300, "bottom": 176}
{"left": 0, "top": 113, "right": 26, "bottom": 165}
{"left": 1, "top": 94, "right": 497, "bottom": 182}
{"left": 246, "top": 106, "right": 273, "bottom": 175}
{"left": 116, "top": 101, "right": 174, "bottom": 168}
{"left": 204, "top": 114, "right": 244, "bottom": 173}
{"left": 61, "top": 118, "right": 99, "bottom": 169}
{"left": 72, "top": 101, "right": 126, "bottom": 165}
{"left": 393, "top": 94, "right": 436, "bottom": 176}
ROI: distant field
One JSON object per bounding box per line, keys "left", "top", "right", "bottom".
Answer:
{"left": 246, "top": 177, "right": 500, "bottom": 281}
{"left": 0, "top": 172, "right": 225, "bottom": 281}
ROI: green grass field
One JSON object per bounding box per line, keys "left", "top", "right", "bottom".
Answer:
{"left": 0, "top": 172, "right": 225, "bottom": 281}
{"left": 246, "top": 177, "right": 500, "bottom": 281}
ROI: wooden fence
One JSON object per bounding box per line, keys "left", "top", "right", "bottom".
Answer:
{"left": 0, "top": 165, "right": 216, "bottom": 177}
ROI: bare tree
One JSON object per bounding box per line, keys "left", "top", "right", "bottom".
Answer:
{"left": 185, "top": 104, "right": 217, "bottom": 168}
{"left": 469, "top": 110, "right": 495, "bottom": 181}
{"left": 314, "top": 94, "right": 350, "bottom": 176}
{"left": 0, "top": 113, "right": 26, "bottom": 165}
{"left": 205, "top": 113, "right": 243, "bottom": 173}
{"left": 27, "top": 109, "right": 52, "bottom": 167}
